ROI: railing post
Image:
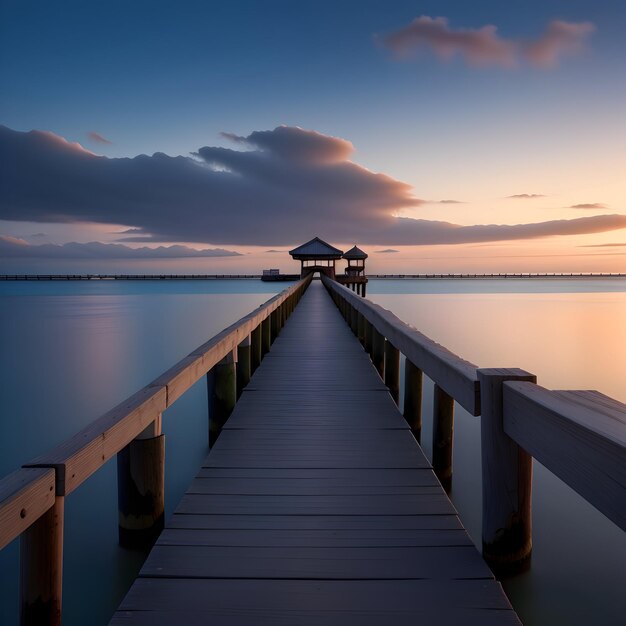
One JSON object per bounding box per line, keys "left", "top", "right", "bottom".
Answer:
{"left": 261, "top": 316, "right": 271, "bottom": 356}
{"left": 363, "top": 318, "right": 373, "bottom": 357}
{"left": 251, "top": 324, "right": 262, "bottom": 373}
{"left": 357, "top": 312, "right": 365, "bottom": 346}
{"left": 403, "top": 359, "right": 423, "bottom": 442}
{"left": 271, "top": 308, "right": 280, "bottom": 342}
{"left": 350, "top": 305, "right": 358, "bottom": 334}
{"left": 384, "top": 340, "right": 400, "bottom": 403}
{"left": 236, "top": 334, "right": 252, "bottom": 398}
{"left": 477, "top": 368, "right": 536, "bottom": 574}
{"left": 20, "top": 496, "right": 64, "bottom": 626}
{"left": 207, "top": 349, "right": 237, "bottom": 447}
{"left": 432, "top": 385, "right": 454, "bottom": 491}
{"left": 117, "top": 416, "right": 165, "bottom": 548}
{"left": 372, "top": 328, "right": 385, "bottom": 378}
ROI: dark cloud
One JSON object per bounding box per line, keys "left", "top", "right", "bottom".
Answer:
{"left": 381, "top": 16, "right": 594, "bottom": 68}
{"left": 507, "top": 193, "right": 545, "bottom": 199}
{"left": 220, "top": 126, "right": 353, "bottom": 164}
{"left": 0, "top": 237, "right": 241, "bottom": 259}
{"left": 87, "top": 131, "right": 112, "bottom": 145}
{"left": 570, "top": 203, "right": 607, "bottom": 209}
{"left": 1, "top": 124, "right": 625, "bottom": 247}
{"left": 437, "top": 199, "right": 465, "bottom": 204}
{"left": 376, "top": 249, "right": 399, "bottom": 253}
{"left": 265, "top": 249, "right": 283, "bottom": 253}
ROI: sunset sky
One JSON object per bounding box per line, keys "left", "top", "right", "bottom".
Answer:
{"left": 1, "top": 0, "right": 625, "bottom": 273}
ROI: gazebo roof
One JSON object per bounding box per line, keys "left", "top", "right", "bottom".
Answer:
{"left": 289, "top": 237, "right": 343, "bottom": 260}
{"left": 343, "top": 245, "right": 368, "bottom": 260}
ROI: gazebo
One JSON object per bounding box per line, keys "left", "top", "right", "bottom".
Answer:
{"left": 338, "top": 245, "right": 369, "bottom": 296}
{"left": 289, "top": 237, "right": 344, "bottom": 279}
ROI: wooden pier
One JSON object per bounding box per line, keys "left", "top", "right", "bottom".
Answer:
{"left": 110, "top": 281, "right": 517, "bottom": 625}
{"left": 1, "top": 276, "right": 625, "bottom": 625}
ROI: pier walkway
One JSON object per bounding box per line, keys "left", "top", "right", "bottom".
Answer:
{"left": 110, "top": 282, "right": 519, "bottom": 625}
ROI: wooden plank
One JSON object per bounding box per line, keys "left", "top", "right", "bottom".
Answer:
{"left": 156, "top": 527, "right": 473, "bottom": 547}
{"left": 167, "top": 514, "right": 464, "bottom": 531}
{"left": 503, "top": 381, "right": 626, "bottom": 530}
{"left": 0, "top": 468, "right": 56, "bottom": 549}
{"left": 111, "top": 607, "right": 519, "bottom": 626}
{"left": 175, "top": 492, "right": 456, "bottom": 515}
{"left": 113, "top": 579, "right": 519, "bottom": 625}
{"left": 140, "top": 544, "right": 493, "bottom": 579}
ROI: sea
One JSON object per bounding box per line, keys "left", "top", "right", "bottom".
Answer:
{"left": 0, "top": 277, "right": 624, "bottom": 625}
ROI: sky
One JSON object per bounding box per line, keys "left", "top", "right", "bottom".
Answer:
{"left": 1, "top": 0, "right": 625, "bottom": 273}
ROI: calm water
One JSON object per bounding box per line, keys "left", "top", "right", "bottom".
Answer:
{"left": 1, "top": 278, "right": 625, "bottom": 625}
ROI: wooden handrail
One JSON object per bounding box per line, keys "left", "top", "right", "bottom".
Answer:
{"left": 322, "top": 274, "right": 480, "bottom": 415}
{"left": 0, "top": 468, "right": 56, "bottom": 550}
{"left": 503, "top": 382, "right": 626, "bottom": 531}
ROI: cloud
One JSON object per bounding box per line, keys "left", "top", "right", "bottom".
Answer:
{"left": 570, "top": 203, "right": 607, "bottom": 209}
{"left": 381, "top": 16, "right": 594, "bottom": 68}
{"left": 507, "top": 194, "right": 545, "bottom": 199}
{"left": 87, "top": 131, "right": 112, "bottom": 145}
{"left": 1, "top": 124, "right": 625, "bottom": 248}
{"left": 524, "top": 21, "right": 596, "bottom": 68}
{"left": 219, "top": 126, "right": 353, "bottom": 164}
{"left": 265, "top": 249, "right": 283, "bottom": 253}
{"left": 437, "top": 199, "right": 465, "bottom": 204}
{"left": 0, "top": 237, "right": 241, "bottom": 259}
{"left": 376, "top": 249, "right": 399, "bottom": 253}
{"left": 579, "top": 243, "right": 626, "bottom": 248}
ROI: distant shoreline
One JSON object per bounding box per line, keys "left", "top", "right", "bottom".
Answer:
{"left": 1, "top": 273, "right": 625, "bottom": 281}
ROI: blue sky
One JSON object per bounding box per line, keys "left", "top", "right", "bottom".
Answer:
{"left": 1, "top": 0, "right": 625, "bottom": 272}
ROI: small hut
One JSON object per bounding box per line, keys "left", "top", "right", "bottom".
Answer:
{"left": 289, "top": 237, "right": 344, "bottom": 279}
{"left": 343, "top": 245, "right": 368, "bottom": 277}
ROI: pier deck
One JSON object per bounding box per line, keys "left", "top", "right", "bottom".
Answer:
{"left": 110, "top": 282, "right": 519, "bottom": 625}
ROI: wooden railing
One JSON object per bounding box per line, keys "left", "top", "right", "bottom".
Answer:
{"left": 0, "top": 275, "right": 311, "bottom": 626}
{"left": 322, "top": 275, "right": 626, "bottom": 573}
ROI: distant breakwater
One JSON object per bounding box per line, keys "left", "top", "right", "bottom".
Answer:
{"left": 1, "top": 273, "right": 625, "bottom": 281}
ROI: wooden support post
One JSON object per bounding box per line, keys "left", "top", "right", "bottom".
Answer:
{"left": 270, "top": 308, "right": 280, "bottom": 342}
{"left": 404, "top": 359, "right": 423, "bottom": 442}
{"left": 362, "top": 283, "right": 367, "bottom": 297}
{"left": 207, "top": 350, "right": 237, "bottom": 447}
{"left": 432, "top": 384, "right": 454, "bottom": 492}
{"left": 261, "top": 317, "right": 271, "bottom": 356}
{"left": 236, "top": 334, "right": 252, "bottom": 398}
{"left": 364, "top": 319, "right": 373, "bottom": 356}
{"left": 20, "top": 496, "right": 64, "bottom": 626}
{"left": 372, "top": 328, "right": 385, "bottom": 378}
{"left": 478, "top": 368, "right": 536, "bottom": 574}
{"left": 251, "top": 324, "right": 262, "bottom": 373}
{"left": 117, "top": 417, "right": 164, "bottom": 549}
{"left": 357, "top": 312, "right": 365, "bottom": 345}
{"left": 384, "top": 340, "right": 400, "bottom": 404}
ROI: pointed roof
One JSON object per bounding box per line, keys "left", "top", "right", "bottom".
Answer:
{"left": 343, "top": 245, "right": 368, "bottom": 260}
{"left": 289, "top": 237, "right": 343, "bottom": 259}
